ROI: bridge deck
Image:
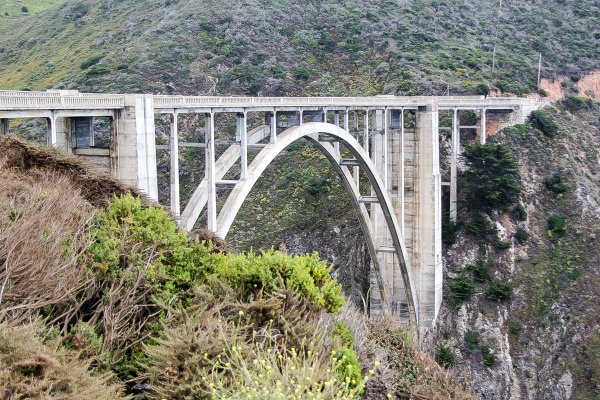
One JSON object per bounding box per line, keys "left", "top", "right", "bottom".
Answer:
{"left": 0, "top": 90, "right": 541, "bottom": 112}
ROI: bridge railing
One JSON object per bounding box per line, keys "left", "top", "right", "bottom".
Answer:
{"left": 0, "top": 93, "right": 125, "bottom": 110}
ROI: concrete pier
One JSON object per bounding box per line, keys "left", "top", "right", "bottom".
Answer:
{"left": 0, "top": 89, "right": 543, "bottom": 333}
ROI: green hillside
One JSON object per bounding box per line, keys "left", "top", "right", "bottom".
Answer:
{"left": 0, "top": 0, "right": 597, "bottom": 95}
{"left": 0, "top": 0, "right": 60, "bottom": 27}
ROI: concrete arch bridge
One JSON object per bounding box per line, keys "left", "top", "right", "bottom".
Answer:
{"left": 0, "top": 90, "right": 541, "bottom": 333}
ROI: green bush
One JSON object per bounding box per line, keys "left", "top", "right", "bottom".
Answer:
{"left": 333, "top": 321, "right": 355, "bottom": 348}
{"left": 80, "top": 55, "right": 103, "bottom": 70}
{"left": 448, "top": 275, "right": 477, "bottom": 302}
{"left": 85, "top": 63, "right": 110, "bottom": 76}
{"left": 530, "top": 110, "right": 559, "bottom": 137}
{"left": 545, "top": 173, "right": 568, "bottom": 194}
{"left": 548, "top": 216, "right": 567, "bottom": 235}
{"left": 486, "top": 280, "right": 512, "bottom": 301}
{"left": 295, "top": 67, "right": 310, "bottom": 80}
{"left": 508, "top": 321, "right": 521, "bottom": 335}
{"left": 562, "top": 96, "right": 593, "bottom": 112}
{"left": 482, "top": 346, "right": 495, "bottom": 367}
{"left": 515, "top": 203, "right": 527, "bottom": 221}
{"left": 21, "top": 6, "right": 28, "bottom": 13}
{"left": 332, "top": 346, "right": 363, "bottom": 391}
{"left": 436, "top": 344, "right": 455, "bottom": 368}
{"left": 466, "top": 258, "right": 491, "bottom": 283}
{"left": 464, "top": 331, "right": 480, "bottom": 350}
{"left": 515, "top": 229, "right": 529, "bottom": 244}
{"left": 460, "top": 144, "right": 521, "bottom": 212}
{"left": 442, "top": 212, "right": 458, "bottom": 246}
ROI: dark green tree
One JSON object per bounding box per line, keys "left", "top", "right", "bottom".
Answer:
{"left": 460, "top": 144, "right": 521, "bottom": 212}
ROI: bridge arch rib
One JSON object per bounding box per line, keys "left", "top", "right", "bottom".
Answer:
{"left": 180, "top": 121, "right": 419, "bottom": 326}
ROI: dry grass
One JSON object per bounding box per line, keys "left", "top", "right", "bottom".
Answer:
{"left": 0, "top": 321, "right": 127, "bottom": 400}
{"left": 329, "top": 306, "right": 476, "bottom": 400}
{"left": 0, "top": 165, "right": 94, "bottom": 326}
{"left": 0, "top": 136, "right": 142, "bottom": 207}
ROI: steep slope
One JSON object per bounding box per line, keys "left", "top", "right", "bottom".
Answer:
{"left": 0, "top": 0, "right": 597, "bottom": 96}
{"left": 438, "top": 101, "right": 600, "bottom": 400}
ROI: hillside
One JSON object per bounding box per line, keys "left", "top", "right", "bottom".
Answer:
{"left": 0, "top": 0, "right": 598, "bottom": 96}
{"left": 1, "top": 1, "right": 599, "bottom": 399}
{"left": 0, "top": 137, "right": 474, "bottom": 400}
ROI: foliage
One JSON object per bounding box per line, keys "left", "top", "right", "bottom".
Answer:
{"left": 508, "top": 321, "right": 521, "bottom": 336}
{"left": 481, "top": 346, "right": 495, "bottom": 367}
{"left": 562, "top": 96, "right": 593, "bottom": 112}
{"left": 515, "top": 229, "right": 530, "bottom": 244}
{"left": 485, "top": 280, "right": 513, "bottom": 301}
{"left": 466, "top": 258, "right": 491, "bottom": 283}
{"left": 460, "top": 144, "right": 521, "bottom": 213}
{"left": 436, "top": 344, "right": 455, "bottom": 368}
{"left": 442, "top": 212, "right": 459, "bottom": 246}
{"left": 333, "top": 321, "right": 355, "bottom": 348}
{"left": 142, "top": 300, "right": 367, "bottom": 400}
{"left": 530, "top": 110, "right": 559, "bottom": 137}
{"left": 464, "top": 331, "right": 480, "bottom": 350}
{"left": 548, "top": 216, "right": 567, "bottom": 235}
{"left": 515, "top": 203, "right": 527, "bottom": 221}
{"left": 80, "top": 55, "right": 103, "bottom": 70}
{"left": 0, "top": 322, "right": 127, "bottom": 400}
{"left": 447, "top": 275, "right": 477, "bottom": 302}
{"left": 215, "top": 251, "right": 345, "bottom": 313}
{"left": 545, "top": 173, "right": 568, "bottom": 194}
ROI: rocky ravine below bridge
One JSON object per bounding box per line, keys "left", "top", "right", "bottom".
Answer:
{"left": 435, "top": 103, "right": 600, "bottom": 400}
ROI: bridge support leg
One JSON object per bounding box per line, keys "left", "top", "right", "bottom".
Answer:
{"left": 170, "top": 112, "right": 180, "bottom": 216}
{"left": 363, "top": 110, "right": 370, "bottom": 154}
{"left": 205, "top": 111, "right": 217, "bottom": 232}
{"left": 333, "top": 112, "right": 340, "bottom": 155}
{"left": 0, "top": 118, "right": 9, "bottom": 135}
{"left": 115, "top": 94, "right": 158, "bottom": 202}
{"left": 450, "top": 109, "right": 459, "bottom": 222}
{"left": 237, "top": 112, "right": 248, "bottom": 180}
{"left": 481, "top": 109, "right": 487, "bottom": 144}
{"left": 414, "top": 101, "right": 443, "bottom": 331}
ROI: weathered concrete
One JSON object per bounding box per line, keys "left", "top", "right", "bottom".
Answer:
{"left": 0, "top": 89, "right": 545, "bottom": 333}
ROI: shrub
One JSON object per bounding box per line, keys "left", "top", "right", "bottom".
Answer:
{"left": 508, "top": 321, "right": 521, "bottom": 335}
{"left": 436, "top": 344, "right": 455, "bottom": 368}
{"left": 333, "top": 321, "right": 355, "bottom": 348}
{"left": 544, "top": 173, "right": 568, "bottom": 194}
{"left": 460, "top": 144, "right": 521, "bottom": 212}
{"left": 0, "top": 323, "right": 126, "bottom": 400}
{"left": 482, "top": 346, "right": 495, "bottom": 367}
{"left": 442, "top": 212, "right": 458, "bottom": 246}
{"left": 548, "top": 216, "right": 567, "bottom": 235}
{"left": 85, "top": 63, "right": 110, "bottom": 76}
{"left": 21, "top": 6, "right": 28, "bottom": 13}
{"left": 463, "top": 211, "right": 498, "bottom": 239}
{"left": 486, "top": 280, "right": 512, "bottom": 301}
{"left": 464, "top": 331, "right": 480, "bottom": 350}
{"left": 295, "top": 67, "right": 310, "bottom": 80}
{"left": 466, "top": 258, "right": 491, "bottom": 283}
{"left": 562, "top": 96, "right": 593, "bottom": 111}
{"left": 515, "top": 203, "right": 527, "bottom": 221}
{"left": 80, "top": 55, "right": 103, "bottom": 70}
{"left": 530, "top": 110, "right": 559, "bottom": 137}
{"left": 448, "top": 275, "right": 477, "bottom": 302}
{"left": 515, "top": 229, "right": 529, "bottom": 244}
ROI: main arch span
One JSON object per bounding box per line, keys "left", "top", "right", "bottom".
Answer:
{"left": 0, "top": 90, "right": 543, "bottom": 333}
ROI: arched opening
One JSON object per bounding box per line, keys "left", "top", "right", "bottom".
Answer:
{"left": 180, "top": 122, "right": 419, "bottom": 325}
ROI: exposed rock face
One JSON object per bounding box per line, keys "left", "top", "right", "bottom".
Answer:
{"left": 435, "top": 104, "right": 600, "bottom": 400}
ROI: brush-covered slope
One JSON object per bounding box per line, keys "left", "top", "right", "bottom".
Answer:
{"left": 0, "top": 137, "right": 474, "bottom": 400}
{"left": 0, "top": 0, "right": 598, "bottom": 96}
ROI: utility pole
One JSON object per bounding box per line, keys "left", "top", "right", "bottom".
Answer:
{"left": 491, "top": 0, "right": 503, "bottom": 77}
{"left": 537, "top": 53, "right": 542, "bottom": 89}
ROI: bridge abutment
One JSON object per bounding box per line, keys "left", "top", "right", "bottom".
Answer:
{"left": 116, "top": 94, "right": 158, "bottom": 201}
